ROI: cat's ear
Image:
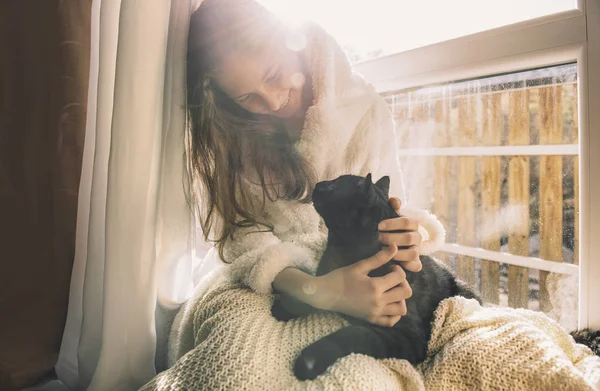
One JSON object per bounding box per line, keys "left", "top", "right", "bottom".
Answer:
{"left": 375, "top": 176, "right": 391, "bottom": 197}
{"left": 362, "top": 173, "right": 374, "bottom": 193}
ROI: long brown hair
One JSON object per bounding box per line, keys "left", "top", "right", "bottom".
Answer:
{"left": 186, "top": 0, "right": 316, "bottom": 261}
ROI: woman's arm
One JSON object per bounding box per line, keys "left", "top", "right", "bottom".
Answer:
{"left": 272, "top": 267, "right": 321, "bottom": 306}
{"left": 274, "top": 246, "right": 413, "bottom": 327}
{"left": 222, "top": 223, "right": 326, "bottom": 294}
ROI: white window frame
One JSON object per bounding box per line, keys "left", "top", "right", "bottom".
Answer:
{"left": 355, "top": 0, "right": 600, "bottom": 329}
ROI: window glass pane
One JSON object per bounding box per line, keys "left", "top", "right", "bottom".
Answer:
{"left": 259, "top": 0, "right": 577, "bottom": 62}
{"left": 384, "top": 63, "right": 579, "bottom": 330}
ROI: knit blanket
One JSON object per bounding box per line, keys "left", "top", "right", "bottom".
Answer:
{"left": 140, "top": 284, "right": 600, "bottom": 391}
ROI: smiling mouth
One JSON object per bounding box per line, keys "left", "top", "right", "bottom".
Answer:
{"left": 276, "top": 93, "right": 290, "bottom": 113}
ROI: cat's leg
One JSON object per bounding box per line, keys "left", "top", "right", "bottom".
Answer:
{"left": 293, "top": 317, "right": 431, "bottom": 380}
{"left": 271, "top": 294, "right": 318, "bottom": 321}
{"left": 293, "top": 325, "right": 392, "bottom": 380}
{"left": 386, "top": 315, "right": 429, "bottom": 364}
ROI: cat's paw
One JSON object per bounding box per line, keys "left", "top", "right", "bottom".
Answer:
{"left": 271, "top": 299, "right": 296, "bottom": 321}
{"left": 293, "top": 339, "right": 344, "bottom": 381}
{"left": 271, "top": 304, "right": 295, "bottom": 322}
{"left": 272, "top": 295, "right": 317, "bottom": 321}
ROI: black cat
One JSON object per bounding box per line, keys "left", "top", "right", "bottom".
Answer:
{"left": 272, "top": 173, "right": 481, "bottom": 380}
{"left": 571, "top": 328, "right": 600, "bottom": 356}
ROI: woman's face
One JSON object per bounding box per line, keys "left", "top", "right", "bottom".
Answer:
{"left": 213, "top": 39, "right": 308, "bottom": 120}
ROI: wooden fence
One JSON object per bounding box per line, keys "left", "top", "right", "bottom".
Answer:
{"left": 384, "top": 63, "right": 579, "bottom": 319}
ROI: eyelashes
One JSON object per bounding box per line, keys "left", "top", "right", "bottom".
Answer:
{"left": 236, "top": 67, "right": 281, "bottom": 104}
{"left": 267, "top": 68, "right": 281, "bottom": 83}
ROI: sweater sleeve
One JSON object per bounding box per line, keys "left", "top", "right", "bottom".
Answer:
{"left": 220, "top": 209, "right": 327, "bottom": 295}
{"left": 370, "top": 95, "right": 446, "bottom": 255}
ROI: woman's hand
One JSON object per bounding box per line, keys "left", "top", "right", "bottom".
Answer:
{"left": 378, "top": 197, "right": 423, "bottom": 272}
{"left": 314, "top": 245, "right": 413, "bottom": 327}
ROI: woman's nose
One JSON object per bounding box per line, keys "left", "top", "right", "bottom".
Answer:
{"left": 264, "top": 95, "right": 281, "bottom": 111}
{"left": 260, "top": 87, "right": 286, "bottom": 112}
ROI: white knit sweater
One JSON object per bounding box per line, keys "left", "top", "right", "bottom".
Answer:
{"left": 218, "top": 23, "right": 445, "bottom": 294}
{"left": 151, "top": 285, "right": 600, "bottom": 391}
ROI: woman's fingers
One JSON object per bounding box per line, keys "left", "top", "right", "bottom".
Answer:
{"left": 382, "top": 282, "right": 412, "bottom": 302}
{"left": 379, "top": 231, "right": 422, "bottom": 247}
{"left": 355, "top": 245, "right": 398, "bottom": 274}
{"left": 374, "top": 266, "right": 413, "bottom": 297}
{"left": 373, "top": 265, "right": 406, "bottom": 290}
{"left": 397, "top": 259, "right": 423, "bottom": 272}
{"left": 366, "top": 264, "right": 413, "bottom": 327}
{"left": 378, "top": 216, "right": 419, "bottom": 232}
{"left": 381, "top": 301, "right": 408, "bottom": 317}
{"left": 392, "top": 246, "right": 423, "bottom": 271}
{"left": 388, "top": 197, "right": 402, "bottom": 213}
{"left": 390, "top": 246, "right": 420, "bottom": 262}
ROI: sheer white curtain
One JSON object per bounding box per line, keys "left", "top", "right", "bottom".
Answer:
{"left": 55, "top": 0, "right": 199, "bottom": 390}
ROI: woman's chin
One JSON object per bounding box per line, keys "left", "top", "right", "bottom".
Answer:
{"left": 273, "top": 104, "right": 299, "bottom": 119}
{"left": 276, "top": 89, "right": 304, "bottom": 119}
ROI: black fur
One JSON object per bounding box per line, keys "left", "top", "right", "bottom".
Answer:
{"left": 570, "top": 328, "right": 600, "bottom": 356}
{"left": 272, "top": 174, "right": 481, "bottom": 380}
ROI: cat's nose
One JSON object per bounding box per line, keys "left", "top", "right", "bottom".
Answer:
{"left": 314, "top": 181, "right": 333, "bottom": 193}
{"left": 312, "top": 181, "right": 331, "bottom": 201}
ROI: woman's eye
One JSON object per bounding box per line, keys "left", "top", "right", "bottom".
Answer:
{"left": 237, "top": 94, "right": 250, "bottom": 103}
{"left": 267, "top": 69, "right": 281, "bottom": 83}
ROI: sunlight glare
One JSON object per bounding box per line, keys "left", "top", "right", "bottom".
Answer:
{"left": 285, "top": 29, "right": 308, "bottom": 51}
{"left": 259, "top": 0, "right": 577, "bottom": 60}
{"left": 291, "top": 72, "right": 305, "bottom": 89}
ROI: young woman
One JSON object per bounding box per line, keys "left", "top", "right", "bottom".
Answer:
{"left": 185, "top": 0, "right": 444, "bottom": 328}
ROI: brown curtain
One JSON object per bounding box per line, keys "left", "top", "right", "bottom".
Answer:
{"left": 0, "top": 1, "right": 92, "bottom": 390}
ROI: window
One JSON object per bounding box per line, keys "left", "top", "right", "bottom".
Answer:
{"left": 352, "top": 0, "right": 600, "bottom": 329}
{"left": 383, "top": 64, "right": 579, "bottom": 329}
